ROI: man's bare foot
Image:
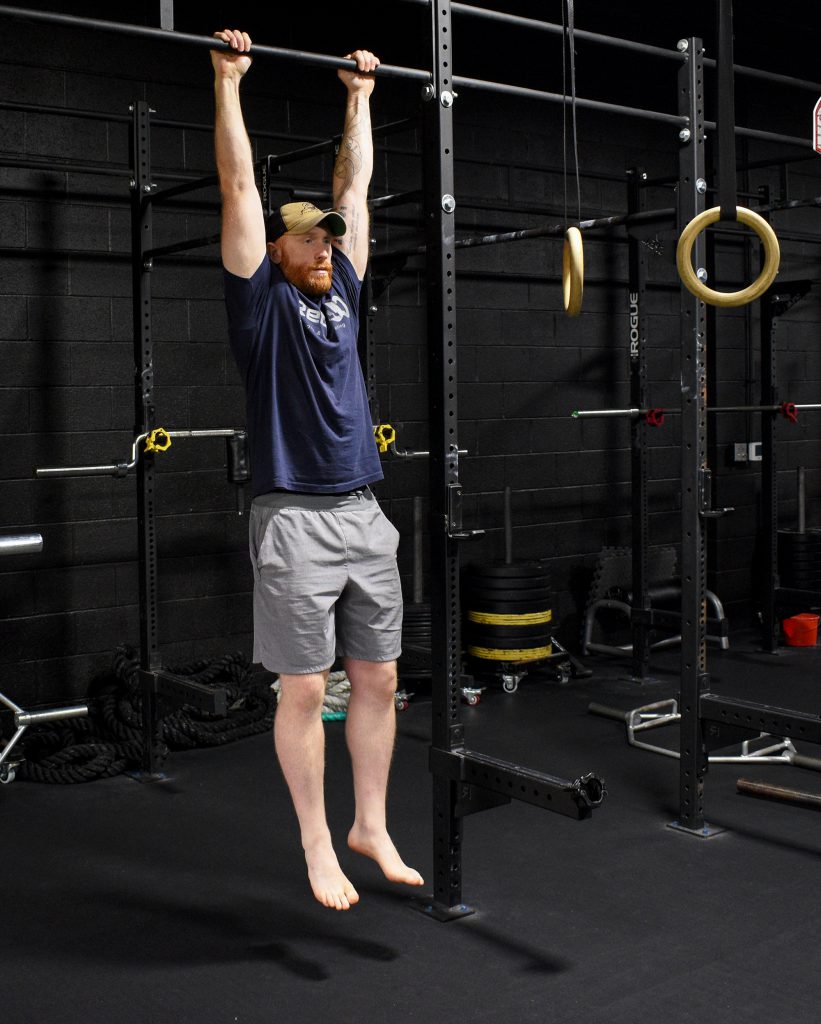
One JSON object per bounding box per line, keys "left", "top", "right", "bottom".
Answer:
{"left": 304, "top": 839, "right": 360, "bottom": 910}
{"left": 347, "top": 824, "right": 425, "bottom": 887}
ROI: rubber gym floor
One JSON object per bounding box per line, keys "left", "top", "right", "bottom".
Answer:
{"left": 3, "top": 632, "right": 820, "bottom": 1024}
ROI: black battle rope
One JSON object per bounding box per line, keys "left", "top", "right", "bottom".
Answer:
{"left": 561, "top": 0, "right": 581, "bottom": 230}
{"left": 717, "top": 0, "right": 737, "bottom": 223}
{"left": 16, "top": 646, "right": 276, "bottom": 783}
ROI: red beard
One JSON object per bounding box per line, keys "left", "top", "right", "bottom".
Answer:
{"left": 279, "top": 253, "right": 333, "bottom": 298}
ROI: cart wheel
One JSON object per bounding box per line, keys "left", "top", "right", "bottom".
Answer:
{"left": 464, "top": 693, "right": 480, "bottom": 706}
{"left": 557, "top": 664, "right": 571, "bottom": 685}
{"left": 0, "top": 764, "right": 17, "bottom": 784}
{"left": 502, "top": 676, "right": 519, "bottom": 694}
{"left": 395, "top": 698, "right": 409, "bottom": 712}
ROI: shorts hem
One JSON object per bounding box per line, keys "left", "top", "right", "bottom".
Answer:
{"left": 260, "top": 657, "right": 335, "bottom": 677}
{"left": 336, "top": 648, "right": 402, "bottom": 664}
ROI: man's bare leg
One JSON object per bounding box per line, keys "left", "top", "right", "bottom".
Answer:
{"left": 343, "top": 658, "right": 424, "bottom": 888}
{"left": 275, "top": 671, "right": 360, "bottom": 910}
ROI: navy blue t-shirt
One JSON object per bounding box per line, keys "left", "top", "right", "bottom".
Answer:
{"left": 223, "top": 248, "right": 383, "bottom": 496}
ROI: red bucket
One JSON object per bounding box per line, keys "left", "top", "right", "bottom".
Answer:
{"left": 782, "top": 613, "right": 820, "bottom": 647}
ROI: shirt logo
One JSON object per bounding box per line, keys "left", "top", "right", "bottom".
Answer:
{"left": 298, "top": 294, "right": 351, "bottom": 331}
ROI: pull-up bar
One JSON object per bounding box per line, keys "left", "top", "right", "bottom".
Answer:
{"left": 3, "top": 4, "right": 809, "bottom": 152}
{"left": 453, "top": 75, "right": 686, "bottom": 127}
{"left": 375, "top": 206, "right": 676, "bottom": 261}
{"left": 402, "top": 0, "right": 682, "bottom": 63}
{"left": 404, "top": 0, "right": 821, "bottom": 94}
{"left": 451, "top": 75, "right": 808, "bottom": 150}
{"left": 0, "top": 5, "right": 429, "bottom": 81}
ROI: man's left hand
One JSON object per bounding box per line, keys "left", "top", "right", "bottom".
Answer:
{"left": 338, "top": 49, "right": 380, "bottom": 95}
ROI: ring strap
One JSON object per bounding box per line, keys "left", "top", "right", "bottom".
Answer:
{"left": 717, "top": 0, "right": 737, "bottom": 223}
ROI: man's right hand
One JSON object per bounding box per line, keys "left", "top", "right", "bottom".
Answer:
{"left": 211, "top": 29, "right": 253, "bottom": 78}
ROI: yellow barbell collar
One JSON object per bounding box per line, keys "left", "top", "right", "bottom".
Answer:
{"left": 676, "top": 206, "right": 780, "bottom": 308}
{"left": 144, "top": 427, "right": 171, "bottom": 453}
{"left": 563, "top": 226, "right": 584, "bottom": 317}
{"left": 373, "top": 423, "right": 396, "bottom": 454}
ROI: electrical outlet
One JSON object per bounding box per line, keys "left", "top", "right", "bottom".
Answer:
{"left": 733, "top": 443, "right": 748, "bottom": 463}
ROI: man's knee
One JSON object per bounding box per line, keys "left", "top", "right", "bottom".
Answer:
{"left": 346, "top": 659, "right": 397, "bottom": 698}
{"left": 278, "top": 672, "right": 328, "bottom": 714}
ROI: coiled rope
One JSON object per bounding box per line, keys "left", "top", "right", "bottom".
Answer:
{"left": 270, "top": 670, "right": 351, "bottom": 722}
{"left": 16, "top": 645, "right": 276, "bottom": 784}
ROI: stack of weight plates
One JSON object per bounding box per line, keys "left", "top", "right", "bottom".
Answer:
{"left": 778, "top": 528, "right": 821, "bottom": 591}
{"left": 463, "top": 561, "right": 553, "bottom": 664}
{"left": 399, "top": 601, "right": 432, "bottom": 678}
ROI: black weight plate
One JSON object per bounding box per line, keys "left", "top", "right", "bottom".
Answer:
{"left": 467, "top": 632, "right": 553, "bottom": 648}
{"left": 466, "top": 586, "right": 552, "bottom": 603}
{"left": 402, "top": 616, "right": 432, "bottom": 628}
{"left": 467, "top": 600, "right": 552, "bottom": 614}
{"left": 464, "top": 576, "right": 550, "bottom": 592}
{"left": 466, "top": 619, "right": 551, "bottom": 636}
{"left": 403, "top": 603, "right": 431, "bottom": 615}
{"left": 464, "top": 560, "right": 550, "bottom": 580}
{"left": 779, "top": 557, "right": 821, "bottom": 569}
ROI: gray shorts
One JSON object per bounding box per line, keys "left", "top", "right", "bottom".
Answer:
{"left": 249, "top": 487, "right": 403, "bottom": 675}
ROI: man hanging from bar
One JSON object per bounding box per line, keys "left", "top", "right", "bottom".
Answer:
{"left": 211, "top": 29, "right": 422, "bottom": 910}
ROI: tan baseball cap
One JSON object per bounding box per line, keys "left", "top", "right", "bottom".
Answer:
{"left": 266, "top": 201, "right": 347, "bottom": 242}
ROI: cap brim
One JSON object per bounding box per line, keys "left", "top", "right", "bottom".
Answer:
{"left": 317, "top": 211, "right": 347, "bottom": 237}
{"left": 283, "top": 209, "right": 347, "bottom": 238}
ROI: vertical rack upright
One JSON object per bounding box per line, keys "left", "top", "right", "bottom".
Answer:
{"left": 130, "top": 100, "right": 164, "bottom": 777}
{"left": 421, "top": 0, "right": 472, "bottom": 919}
{"left": 673, "top": 38, "right": 712, "bottom": 835}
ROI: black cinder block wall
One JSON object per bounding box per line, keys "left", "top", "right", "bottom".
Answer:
{"left": 1, "top": 1, "right": 820, "bottom": 704}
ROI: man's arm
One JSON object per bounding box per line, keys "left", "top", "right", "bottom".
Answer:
{"left": 333, "top": 50, "right": 380, "bottom": 280}
{"left": 212, "top": 29, "right": 266, "bottom": 279}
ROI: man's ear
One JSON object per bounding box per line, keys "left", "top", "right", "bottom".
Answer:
{"left": 267, "top": 241, "right": 281, "bottom": 264}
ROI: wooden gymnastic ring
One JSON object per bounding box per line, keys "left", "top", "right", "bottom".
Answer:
{"left": 676, "top": 206, "right": 780, "bottom": 308}
{"left": 563, "top": 226, "right": 584, "bottom": 317}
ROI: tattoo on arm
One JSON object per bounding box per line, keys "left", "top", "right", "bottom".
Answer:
{"left": 332, "top": 96, "right": 372, "bottom": 273}
{"left": 334, "top": 202, "right": 364, "bottom": 257}
{"left": 333, "top": 116, "right": 364, "bottom": 193}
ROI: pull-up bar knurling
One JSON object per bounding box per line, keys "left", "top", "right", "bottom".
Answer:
{"left": 0, "top": 5, "right": 429, "bottom": 81}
